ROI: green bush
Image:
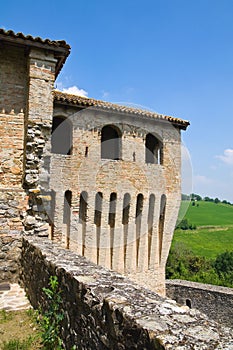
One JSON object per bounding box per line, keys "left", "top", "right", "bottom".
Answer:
{"left": 166, "top": 244, "right": 233, "bottom": 288}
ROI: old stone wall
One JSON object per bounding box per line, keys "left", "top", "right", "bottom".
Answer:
{"left": 20, "top": 237, "right": 232, "bottom": 349}
{"left": 166, "top": 279, "right": 233, "bottom": 329}
{"left": 0, "top": 109, "right": 27, "bottom": 235}
{"left": 0, "top": 234, "right": 22, "bottom": 283}
{"left": 23, "top": 48, "right": 58, "bottom": 237}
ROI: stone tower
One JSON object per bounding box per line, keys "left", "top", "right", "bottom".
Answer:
{"left": 0, "top": 29, "right": 189, "bottom": 295}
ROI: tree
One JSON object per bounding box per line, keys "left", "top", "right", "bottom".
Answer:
{"left": 214, "top": 251, "right": 233, "bottom": 275}
{"left": 214, "top": 197, "right": 220, "bottom": 204}
{"left": 191, "top": 193, "right": 202, "bottom": 201}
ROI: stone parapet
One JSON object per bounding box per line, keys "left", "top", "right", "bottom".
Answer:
{"left": 21, "top": 237, "right": 233, "bottom": 349}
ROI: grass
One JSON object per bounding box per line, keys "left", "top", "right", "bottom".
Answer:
{"left": 179, "top": 200, "right": 233, "bottom": 226}
{"left": 172, "top": 227, "right": 233, "bottom": 259}
{"left": 0, "top": 309, "right": 41, "bottom": 349}
{"left": 173, "top": 200, "right": 233, "bottom": 259}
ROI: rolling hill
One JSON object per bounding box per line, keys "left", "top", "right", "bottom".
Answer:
{"left": 172, "top": 200, "right": 233, "bottom": 259}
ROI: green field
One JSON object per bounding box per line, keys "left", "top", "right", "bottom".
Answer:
{"left": 179, "top": 200, "right": 233, "bottom": 226}
{"left": 172, "top": 201, "right": 233, "bottom": 259}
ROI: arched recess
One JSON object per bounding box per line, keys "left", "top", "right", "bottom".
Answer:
{"left": 94, "top": 192, "right": 103, "bottom": 264}
{"left": 63, "top": 190, "right": 72, "bottom": 248}
{"left": 159, "top": 194, "right": 166, "bottom": 262}
{"left": 148, "top": 194, "right": 155, "bottom": 265}
{"left": 51, "top": 116, "right": 73, "bottom": 155}
{"left": 79, "top": 191, "right": 88, "bottom": 255}
{"left": 49, "top": 189, "right": 56, "bottom": 240}
{"left": 109, "top": 192, "right": 117, "bottom": 268}
{"left": 122, "top": 193, "right": 131, "bottom": 267}
{"left": 101, "top": 125, "right": 122, "bottom": 160}
{"left": 145, "top": 133, "right": 163, "bottom": 164}
{"left": 135, "top": 193, "right": 144, "bottom": 266}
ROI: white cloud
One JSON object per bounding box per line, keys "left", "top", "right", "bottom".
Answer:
{"left": 61, "top": 85, "right": 88, "bottom": 97}
{"left": 55, "top": 82, "right": 88, "bottom": 97}
{"left": 216, "top": 149, "right": 233, "bottom": 166}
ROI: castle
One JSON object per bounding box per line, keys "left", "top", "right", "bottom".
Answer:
{"left": 0, "top": 28, "right": 189, "bottom": 296}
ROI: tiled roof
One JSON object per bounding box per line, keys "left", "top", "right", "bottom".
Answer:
{"left": 53, "top": 90, "right": 190, "bottom": 129}
{"left": 0, "top": 28, "right": 70, "bottom": 77}
{"left": 0, "top": 28, "right": 70, "bottom": 50}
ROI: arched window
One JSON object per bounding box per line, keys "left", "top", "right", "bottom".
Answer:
{"left": 101, "top": 125, "right": 121, "bottom": 160}
{"left": 51, "top": 116, "right": 73, "bottom": 155}
{"left": 145, "top": 133, "right": 163, "bottom": 164}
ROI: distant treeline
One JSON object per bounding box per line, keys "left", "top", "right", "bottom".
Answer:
{"left": 182, "top": 193, "right": 232, "bottom": 205}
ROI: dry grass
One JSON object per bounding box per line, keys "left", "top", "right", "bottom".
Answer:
{"left": 0, "top": 309, "right": 42, "bottom": 349}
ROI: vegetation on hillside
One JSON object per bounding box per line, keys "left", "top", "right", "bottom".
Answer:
{"left": 166, "top": 194, "right": 233, "bottom": 288}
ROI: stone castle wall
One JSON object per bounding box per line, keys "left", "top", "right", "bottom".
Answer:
{"left": 49, "top": 105, "right": 182, "bottom": 294}
{"left": 20, "top": 236, "right": 232, "bottom": 349}
{"left": 0, "top": 233, "right": 22, "bottom": 283}
{"left": 166, "top": 279, "right": 233, "bottom": 328}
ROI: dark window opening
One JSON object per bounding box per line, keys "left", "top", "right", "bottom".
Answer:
{"left": 135, "top": 193, "right": 144, "bottom": 266}
{"left": 108, "top": 192, "right": 117, "bottom": 228}
{"left": 186, "top": 299, "right": 192, "bottom": 308}
{"left": 145, "top": 133, "right": 163, "bottom": 164}
{"left": 63, "top": 190, "right": 72, "bottom": 224}
{"left": 148, "top": 194, "right": 155, "bottom": 265}
{"left": 79, "top": 191, "right": 88, "bottom": 224}
{"left": 94, "top": 192, "right": 103, "bottom": 227}
{"left": 51, "top": 116, "right": 73, "bottom": 155}
{"left": 122, "top": 193, "right": 130, "bottom": 225}
{"left": 159, "top": 194, "right": 166, "bottom": 262}
{"left": 101, "top": 125, "right": 121, "bottom": 160}
{"left": 79, "top": 191, "right": 88, "bottom": 256}
{"left": 63, "top": 190, "right": 72, "bottom": 249}
{"left": 49, "top": 190, "right": 56, "bottom": 239}
{"left": 85, "top": 146, "right": 88, "bottom": 157}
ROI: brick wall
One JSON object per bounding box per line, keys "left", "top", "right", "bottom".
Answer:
{"left": 0, "top": 45, "right": 28, "bottom": 113}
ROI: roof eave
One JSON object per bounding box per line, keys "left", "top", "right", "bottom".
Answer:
{"left": 53, "top": 91, "right": 190, "bottom": 129}
{"left": 0, "top": 31, "right": 70, "bottom": 78}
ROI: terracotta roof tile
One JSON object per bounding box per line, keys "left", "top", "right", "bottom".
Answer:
{"left": 0, "top": 28, "right": 70, "bottom": 50}
{"left": 53, "top": 90, "right": 190, "bottom": 129}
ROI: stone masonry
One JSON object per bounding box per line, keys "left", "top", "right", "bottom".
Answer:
{"left": 21, "top": 237, "right": 233, "bottom": 349}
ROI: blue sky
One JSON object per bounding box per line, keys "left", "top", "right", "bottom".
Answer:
{"left": 1, "top": 0, "right": 233, "bottom": 201}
